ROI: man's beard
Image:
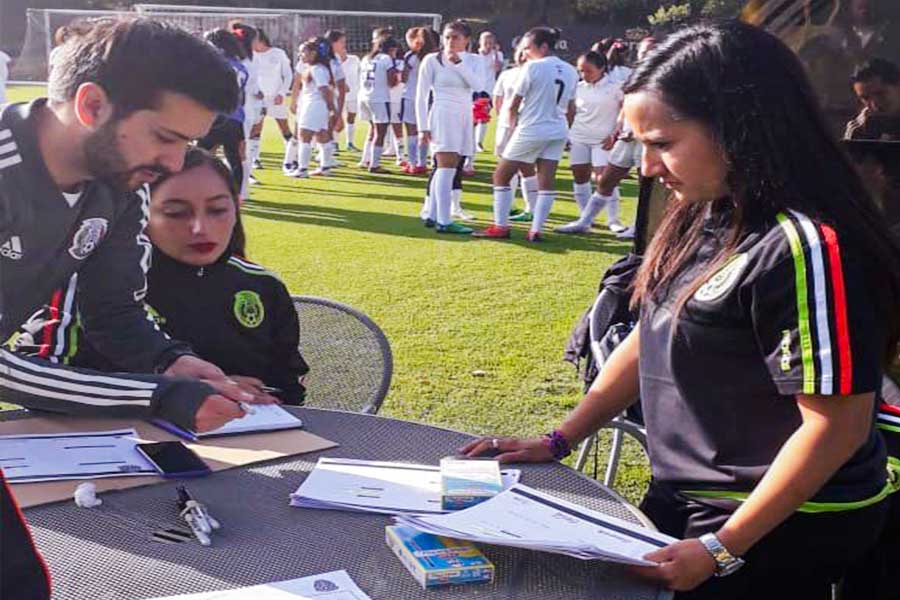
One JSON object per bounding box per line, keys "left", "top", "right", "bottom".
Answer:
{"left": 83, "top": 120, "right": 170, "bottom": 192}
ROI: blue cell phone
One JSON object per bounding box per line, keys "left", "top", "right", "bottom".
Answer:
{"left": 136, "top": 441, "right": 211, "bottom": 479}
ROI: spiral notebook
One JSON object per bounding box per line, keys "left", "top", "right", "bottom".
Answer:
{"left": 153, "top": 404, "right": 304, "bottom": 442}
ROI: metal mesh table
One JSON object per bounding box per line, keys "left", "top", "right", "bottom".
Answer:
{"left": 14, "top": 408, "right": 670, "bottom": 600}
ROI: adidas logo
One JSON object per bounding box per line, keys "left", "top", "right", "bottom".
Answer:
{"left": 0, "top": 236, "right": 22, "bottom": 260}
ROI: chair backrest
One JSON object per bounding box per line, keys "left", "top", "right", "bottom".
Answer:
{"left": 291, "top": 295, "right": 393, "bottom": 414}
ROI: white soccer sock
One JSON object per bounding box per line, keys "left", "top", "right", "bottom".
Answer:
{"left": 407, "top": 136, "right": 418, "bottom": 167}
{"left": 464, "top": 156, "right": 473, "bottom": 170}
{"left": 284, "top": 138, "right": 298, "bottom": 166}
{"left": 362, "top": 139, "right": 373, "bottom": 165}
{"left": 606, "top": 187, "right": 621, "bottom": 226}
{"left": 451, "top": 189, "right": 463, "bottom": 214}
{"left": 531, "top": 191, "right": 556, "bottom": 234}
{"left": 521, "top": 175, "right": 538, "bottom": 213}
{"left": 573, "top": 182, "right": 592, "bottom": 212}
{"left": 321, "top": 143, "right": 334, "bottom": 169}
{"left": 298, "top": 142, "right": 312, "bottom": 171}
{"left": 434, "top": 167, "right": 456, "bottom": 226}
{"left": 248, "top": 138, "right": 261, "bottom": 165}
{"left": 493, "top": 186, "right": 514, "bottom": 227}
{"left": 372, "top": 146, "right": 384, "bottom": 169}
{"left": 509, "top": 174, "right": 520, "bottom": 200}
{"left": 476, "top": 123, "right": 488, "bottom": 146}
{"left": 392, "top": 134, "right": 402, "bottom": 160}
{"left": 346, "top": 123, "right": 356, "bottom": 147}
{"left": 417, "top": 142, "right": 429, "bottom": 168}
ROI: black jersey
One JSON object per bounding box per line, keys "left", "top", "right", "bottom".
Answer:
{"left": 0, "top": 100, "right": 212, "bottom": 430}
{"left": 640, "top": 207, "right": 887, "bottom": 505}
{"left": 74, "top": 250, "right": 309, "bottom": 403}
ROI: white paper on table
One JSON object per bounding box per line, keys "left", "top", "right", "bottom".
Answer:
{"left": 395, "top": 483, "right": 679, "bottom": 566}
{"left": 290, "top": 457, "right": 520, "bottom": 515}
{"left": 0, "top": 428, "right": 156, "bottom": 483}
{"left": 202, "top": 404, "right": 303, "bottom": 437}
{"left": 146, "top": 570, "right": 371, "bottom": 600}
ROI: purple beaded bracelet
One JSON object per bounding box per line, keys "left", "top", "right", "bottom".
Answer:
{"left": 542, "top": 430, "right": 572, "bottom": 460}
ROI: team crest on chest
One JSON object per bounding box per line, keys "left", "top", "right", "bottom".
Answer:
{"left": 694, "top": 253, "right": 749, "bottom": 303}
{"left": 69, "top": 218, "right": 108, "bottom": 260}
{"left": 233, "top": 290, "right": 265, "bottom": 329}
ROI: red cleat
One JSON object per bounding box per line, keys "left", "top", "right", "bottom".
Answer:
{"left": 526, "top": 231, "right": 544, "bottom": 243}
{"left": 414, "top": 166, "right": 428, "bottom": 175}
{"left": 462, "top": 168, "right": 476, "bottom": 177}
{"left": 472, "top": 224, "right": 511, "bottom": 239}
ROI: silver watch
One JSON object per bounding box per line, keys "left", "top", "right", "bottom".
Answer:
{"left": 699, "top": 533, "right": 745, "bottom": 577}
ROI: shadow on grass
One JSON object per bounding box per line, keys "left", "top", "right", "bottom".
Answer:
{"left": 243, "top": 197, "right": 631, "bottom": 254}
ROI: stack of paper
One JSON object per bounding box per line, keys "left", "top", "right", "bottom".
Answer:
{"left": 153, "top": 404, "right": 304, "bottom": 441}
{"left": 290, "top": 458, "right": 520, "bottom": 515}
{"left": 394, "top": 484, "right": 678, "bottom": 566}
{"left": 146, "top": 570, "right": 371, "bottom": 599}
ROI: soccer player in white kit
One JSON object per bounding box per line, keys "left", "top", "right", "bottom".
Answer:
{"left": 250, "top": 30, "right": 293, "bottom": 171}
{"left": 230, "top": 23, "right": 264, "bottom": 197}
{"left": 332, "top": 31, "right": 361, "bottom": 152}
{"left": 493, "top": 46, "right": 537, "bottom": 222}
{"left": 474, "top": 27, "right": 578, "bottom": 242}
{"left": 318, "top": 32, "right": 347, "bottom": 173}
{"left": 358, "top": 36, "right": 400, "bottom": 173}
{"left": 400, "top": 27, "right": 435, "bottom": 175}
{"left": 416, "top": 20, "right": 483, "bottom": 234}
{"left": 556, "top": 51, "right": 624, "bottom": 234}
{"left": 288, "top": 39, "right": 338, "bottom": 178}
{"left": 475, "top": 31, "right": 504, "bottom": 153}
{"left": 387, "top": 55, "right": 407, "bottom": 166}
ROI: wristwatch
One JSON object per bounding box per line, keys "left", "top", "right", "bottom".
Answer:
{"left": 698, "top": 533, "right": 745, "bottom": 577}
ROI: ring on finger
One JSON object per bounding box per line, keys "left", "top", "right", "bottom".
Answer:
{"left": 491, "top": 438, "right": 500, "bottom": 449}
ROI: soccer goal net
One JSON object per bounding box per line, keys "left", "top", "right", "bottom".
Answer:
{"left": 12, "top": 5, "right": 442, "bottom": 83}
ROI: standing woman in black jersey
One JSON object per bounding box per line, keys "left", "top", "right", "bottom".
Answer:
{"left": 464, "top": 20, "right": 900, "bottom": 598}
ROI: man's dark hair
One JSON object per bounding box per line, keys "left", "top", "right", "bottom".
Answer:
{"left": 852, "top": 58, "right": 900, "bottom": 86}
{"left": 48, "top": 17, "right": 239, "bottom": 117}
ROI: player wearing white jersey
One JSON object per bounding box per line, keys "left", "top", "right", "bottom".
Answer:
{"left": 358, "top": 37, "right": 400, "bottom": 173}
{"left": 334, "top": 32, "right": 361, "bottom": 151}
{"left": 492, "top": 49, "right": 536, "bottom": 222}
{"left": 416, "top": 20, "right": 483, "bottom": 234}
{"left": 230, "top": 23, "right": 264, "bottom": 197}
{"left": 287, "top": 40, "right": 337, "bottom": 178}
{"left": 474, "top": 31, "right": 504, "bottom": 152}
{"left": 318, "top": 34, "right": 348, "bottom": 173}
{"left": 401, "top": 27, "right": 438, "bottom": 174}
{"left": 557, "top": 51, "right": 625, "bottom": 234}
{"left": 474, "top": 27, "right": 577, "bottom": 242}
{"left": 251, "top": 31, "right": 294, "bottom": 172}
{"left": 387, "top": 56, "right": 406, "bottom": 165}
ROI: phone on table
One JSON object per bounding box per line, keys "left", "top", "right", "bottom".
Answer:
{"left": 136, "top": 441, "right": 211, "bottom": 479}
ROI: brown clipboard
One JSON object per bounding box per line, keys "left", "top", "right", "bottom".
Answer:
{"left": 3, "top": 414, "right": 337, "bottom": 509}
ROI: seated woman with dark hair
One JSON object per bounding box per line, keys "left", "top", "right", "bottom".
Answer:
{"left": 74, "top": 148, "right": 308, "bottom": 404}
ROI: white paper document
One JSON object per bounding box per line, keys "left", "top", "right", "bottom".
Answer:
{"left": 205, "top": 403, "right": 303, "bottom": 437}
{"left": 290, "top": 457, "right": 521, "bottom": 515}
{"left": 394, "top": 483, "right": 679, "bottom": 566}
{"left": 0, "top": 429, "right": 156, "bottom": 483}
{"left": 147, "top": 570, "right": 371, "bottom": 600}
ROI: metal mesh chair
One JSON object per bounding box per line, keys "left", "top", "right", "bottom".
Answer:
{"left": 291, "top": 295, "right": 393, "bottom": 414}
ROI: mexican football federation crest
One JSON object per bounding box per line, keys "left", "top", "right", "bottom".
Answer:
{"left": 233, "top": 290, "right": 265, "bottom": 329}
{"left": 68, "top": 218, "right": 109, "bottom": 260}
{"left": 694, "top": 253, "right": 749, "bottom": 303}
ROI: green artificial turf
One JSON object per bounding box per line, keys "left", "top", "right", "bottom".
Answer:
{"left": 3, "top": 84, "right": 651, "bottom": 503}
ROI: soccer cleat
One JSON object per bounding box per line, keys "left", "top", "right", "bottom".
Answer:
{"left": 526, "top": 231, "right": 545, "bottom": 242}
{"left": 472, "top": 224, "right": 511, "bottom": 239}
{"left": 509, "top": 208, "right": 524, "bottom": 217}
{"left": 248, "top": 175, "right": 260, "bottom": 186}
{"left": 436, "top": 222, "right": 474, "bottom": 234}
{"left": 347, "top": 143, "right": 361, "bottom": 152}
{"left": 413, "top": 165, "right": 428, "bottom": 175}
{"left": 356, "top": 161, "right": 369, "bottom": 170}
{"left": 368, "top": 166, "right": 390, "bottom": 174}
{"left": 477, "top": 143, "right": 486, "bottom": 152}
{"left": 253, "top": 159, "right": 263, "bottom": 170}
{"left": 555, "top": 221, "right": 591, "bottom": 234}
{"left": 423, "top": 218, "right": 436, "bottom": 228}
{"left": 310, "top": 167, "right": 332, "bottom": 177}
{"left": 509, "top": 211, "right": 533, "bottom": 222}
{"left": 608, "top": 222, "right": 628, "bottom": 234}
{"left": 290, "top": 169, "right": 309, "bottom": 179}
{"left": 615, "top": 226, "right": 636, "bottom": 240}
{"left": 325, "top": 160, "right": 343, "bottom": 169}
{"left": 462, "top": 167, "right": 476, "bottom": 177}
{"left": 282, "top": 162, "right": 298, "bottom": 175}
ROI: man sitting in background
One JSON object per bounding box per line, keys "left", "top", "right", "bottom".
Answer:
{"left": 845, "top": 57, "right": 900, "bottom": 141}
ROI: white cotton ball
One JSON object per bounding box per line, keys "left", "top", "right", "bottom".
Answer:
{"left": 74, "top": 482, "right": 102, "bottom": 508}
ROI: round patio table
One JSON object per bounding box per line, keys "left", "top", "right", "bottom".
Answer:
{"left": 13, "top": 407, "right": 670, "bottom": 600}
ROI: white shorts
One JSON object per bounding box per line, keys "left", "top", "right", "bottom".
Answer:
{"left": 569, "top": 141, "right": 609, "bottom": 168}
{"left": 298, "top": 101, "right": 329, "bottom": 133}
{"left": 359, "top": 98, "right": 391, "bottom": 124}
{"left": 245, "top": 104, "right": 264, "bottom": 130}
{"left": 609, "top": 139, "right": 643, "bottom": 169}
{"left": 400, "top": 99, "right": 417, "bottom": 125}
{"left": 495, "top": 125, "right": 513, "bottom": 157}
{"left": 263, "top": 95, "right": 289, "bottom": 120}
{"left": 428, "top": 104, "right": 474, "bottom": 156}
{"left": 502, "top": 132, "right": 566, "bottom": 164}
{"left": 344, "top": 96, "right": 358, "bottom": 115}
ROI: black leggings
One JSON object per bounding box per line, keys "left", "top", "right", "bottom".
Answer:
{"left": 198, "top": 118, "right": 244, "bottom": 189}
{"left": 425, "top": 156, "right": 465, "bottom": 194}
{"left": 640, "top": 480, "right": 889, "bottom": 600}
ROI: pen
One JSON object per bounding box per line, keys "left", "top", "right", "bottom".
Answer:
{"left": 261, "top": 386, "right": 283, "bottom": 394}
{"left": 177, "top": 485, "right": 220, "bottom": 546}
